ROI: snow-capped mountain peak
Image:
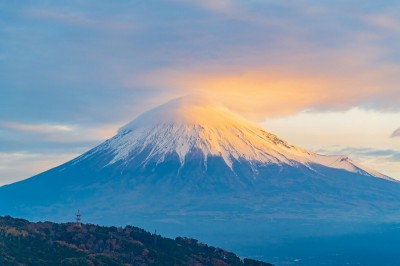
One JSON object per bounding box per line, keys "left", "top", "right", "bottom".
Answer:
{"left": 96, "top": 96, "right": 390, "bottom": 180}
{"left": 1, "top": 96, "right": 398, "bottom": 234}
{"left": 106, "top": 96, "right": 305, "bottom": 168}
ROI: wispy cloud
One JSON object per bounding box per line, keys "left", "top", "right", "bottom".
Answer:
{"left": 317, "top": 146, "right": 400, "bottom": 162}
{"left": 364, "top": 13, "right": 400, "bottom": 32}
{"left": 0, "top": 151, "right": 80, "bottom": 186}
{"left": 175, "top": 0, "right": 238, "bottom": 14}
{"left": 0, "top": 121, "right": 117, "bottom": 145}
{"left": 315, "top": 146, "right": 400, "bottom": 180}
{"left": 2, "top": 121, "right": 74, "bottom": 134}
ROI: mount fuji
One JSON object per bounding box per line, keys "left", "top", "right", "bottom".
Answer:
{"left": 1, "top": 96, "right": 400, "bottom": 262}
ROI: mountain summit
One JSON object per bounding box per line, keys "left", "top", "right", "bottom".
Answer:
{"left": 98, "top": 96, "right": 388, "bottom": 179}
{"left": 1, "top": 96, "right": 400, "bottom": 243}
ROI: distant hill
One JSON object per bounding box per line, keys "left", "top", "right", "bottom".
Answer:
{"left": 0, "top": 216, "right": 273, "bottom": 266}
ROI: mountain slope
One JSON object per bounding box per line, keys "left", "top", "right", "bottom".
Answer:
{"left": 1, "top": 96, "right": 400, "bottom": 245}
{"left": 0, "top": 215, "right": 272, "bottom": 266}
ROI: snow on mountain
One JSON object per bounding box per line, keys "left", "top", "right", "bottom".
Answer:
{"left": 2, "top": 95, "right": 400, "bottom": 238}
{"left": 91, "top": 96, "right": 389, "bottom": 180}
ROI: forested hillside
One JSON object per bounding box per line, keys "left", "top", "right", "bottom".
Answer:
{"left": 0, "top": 216, "right": 273, "bottom": 266}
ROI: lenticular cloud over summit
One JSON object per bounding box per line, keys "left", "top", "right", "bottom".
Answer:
{"left": 119, "top": 95, "right": 245, "bottom": 130}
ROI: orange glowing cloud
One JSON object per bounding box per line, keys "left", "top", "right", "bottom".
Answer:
{"left": 135, "top": 65, "right": 400, "bottom": 120}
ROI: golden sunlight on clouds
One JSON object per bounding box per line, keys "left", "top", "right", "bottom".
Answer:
{"left": 141, "top": 67, "right": 399, "bottom": 120}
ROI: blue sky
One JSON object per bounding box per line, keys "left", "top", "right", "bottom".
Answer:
{"left": 1, "top": 0, "right": 400, "bottom": 184}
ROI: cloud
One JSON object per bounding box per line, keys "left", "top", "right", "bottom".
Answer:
{"left": 364, "top": 13, "right": 400, "bottom": 32}
{"left": 317, "top": 146, "right": 400, "bottom": 161}
{"left": 0, "top": 151, "right": 80, "bottom": 186}
{"left": 118, "top": 2, "right": 400, "bottom": 120}
{"left": 0, "top": 121, "right": 118, "bottom": 184}
{"left": 2, "top": 121, "right": 74, "bottom": 134}
{"left": 392, "top": 128, "right": 400, "bottom": 138}
{"left": 0, "top": 121, "right": 115, "bottom": 139}
{"left": 135, "top": 60, "right": 400, "bottom": 119}
{"left": 0, "top": 121, "right": 117, "bottom": 150}
{"left": 315, "top": 146, "right": 400, "bottom": 180}
{"left": 2, "top": 0, "right": 400, "bottom": 125}
{"left": 178, "top": 0, "right": 239, "bottom": 15}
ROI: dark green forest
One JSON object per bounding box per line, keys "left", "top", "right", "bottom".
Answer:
{"left": 0, "top": 216, "right": 273, "bottom": 266}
